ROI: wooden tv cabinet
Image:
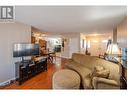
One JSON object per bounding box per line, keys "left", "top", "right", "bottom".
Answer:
{"left": 15, "top": 57, "right": 47, "bottom": 85}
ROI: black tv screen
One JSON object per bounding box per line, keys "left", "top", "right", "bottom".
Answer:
{"left": 13, "top": 43, "right": 39, "bottom": 57}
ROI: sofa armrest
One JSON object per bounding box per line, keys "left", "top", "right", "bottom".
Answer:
{"left": 92, "top": 77, "right": 119, "bottom": 89}
{"left": 65, "top": 59, "right": 73, "bottom": 65}
{"left": 64, "top": 59, "right": 73, "bottom": 67}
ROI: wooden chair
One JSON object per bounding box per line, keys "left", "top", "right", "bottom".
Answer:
{"left": 48, "top": 52, "right": 56, "bottom": 64}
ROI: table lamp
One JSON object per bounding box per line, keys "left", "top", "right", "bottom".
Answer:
{"left": 106, "top": 43, "right": 121, "bottom": 62}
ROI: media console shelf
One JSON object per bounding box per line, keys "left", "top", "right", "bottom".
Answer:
{"left": 15, "top": 57, "right": 47, "bottom": 85}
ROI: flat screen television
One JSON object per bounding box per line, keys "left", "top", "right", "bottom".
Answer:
{"left": 13, "top": 43, "right": 40, "bottom": 57}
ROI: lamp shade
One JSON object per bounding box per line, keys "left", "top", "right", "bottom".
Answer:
{"left": 106, "top": 43, "right": 121, "bottom": 55}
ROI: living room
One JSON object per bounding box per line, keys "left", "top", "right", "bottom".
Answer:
{"left": 0, "top": 6, "right": 127, "bottom": 90}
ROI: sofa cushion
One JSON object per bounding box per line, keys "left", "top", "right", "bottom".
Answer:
{"left": 83, "top": 74, "right": 93, "bottom": 89}
{"left": 75, "top": 67, "right": 93, "bottom": 89}
{"left": 65, "top": 61, "right": 93, "bottom": 89}
{"left": 80, "top": 56, "right": 99, "bottom": 69}
{"left": 92, "top": 77, "right": 119, "bottom": 89}
{"left": 72, "top": 53, "right": 82, "bottom": 64}
{"left": 65, "top": 61, "right": 91, "bottom": 77}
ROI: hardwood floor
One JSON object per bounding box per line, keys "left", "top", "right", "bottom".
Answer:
{"left": 4, "top": 57, "right": 68, "bottom": 89}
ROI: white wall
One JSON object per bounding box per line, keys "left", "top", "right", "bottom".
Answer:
{"left": 117, "top": 17, "right": 127, "bottom": 48}
{"left": 61, "top": 32, "right": 112, "bottom": 58}
{"left": 80, "top": 33, "right": 86, "bottom": 54}
{"left": 0, "top": 22, "right": 31, "bottom": 84}
{"left": 86, "top": 34, "right": 112, "bottom": 56}
{"left": 79, "top": 32, "right": 113, "bottom": 56}
{"left": 61, "top": 33, "right": 80, "bottom": 58}
{"left": 69, "top": 37, "right": 80, "bottom": 57}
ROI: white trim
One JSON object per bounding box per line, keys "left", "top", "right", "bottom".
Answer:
{"left": 0, "top": 77, "right": 16, "bottom": 86}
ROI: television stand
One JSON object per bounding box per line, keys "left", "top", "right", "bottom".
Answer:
{"left": 15, "top": 57, "right": 47, "bottom": 85}
{"left": 21, "top": 56, "right": 24, "bottom": 63}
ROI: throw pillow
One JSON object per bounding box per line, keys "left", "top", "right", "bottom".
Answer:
{"left": 93, "top": 69, "right": 110, "bottom": 78}
{"left": 90, "top": 65, "right": 104, "bottom": 77}
{"left": 90, "top": 66, "right": 110, "bottom": 79}
{"left": 94, "top": 65, "right": 104, "bottom": 72}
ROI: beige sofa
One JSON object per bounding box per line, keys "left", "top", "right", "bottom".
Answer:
{"left": 65, "top": 53, "right": 120, "bottom": 89}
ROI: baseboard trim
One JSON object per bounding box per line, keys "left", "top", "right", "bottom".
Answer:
{"left": 0, "top": 77, "right": 16, "bottom": 87}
